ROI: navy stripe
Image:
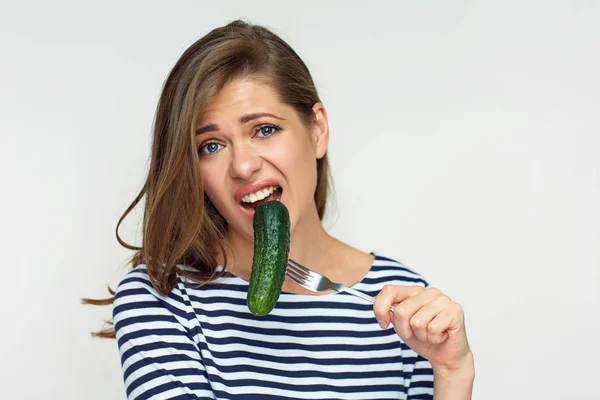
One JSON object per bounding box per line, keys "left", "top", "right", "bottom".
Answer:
{"left": 203, "top": 358, "right": 407, "bottom": 380}
{"left": 124, "top": 353, "right": 204, "bottom": 382}
{"left": 408, "top": 394, "right": 434, "bottom": 400}
{"left": 203, "top": 349, "right": 415, "bottom": 367}
{"left": 114, "top": 314, "right": 182, "bottom": 333}
{"left": 120, "top": 340, "right": 199, "bottom": 368}
{"left": 195, "top": 308, "right": 378, "bottom": 324}
{"left": 113, "top": 299, "right": 193, "bottom": 320}
{"left": 206, "top": 374, "right": 410, "bottom": 394}
{"left": 128, "top": 367, "right": 209, "bottom": 394}
{"left": 190, "top": 295, "right": 375, "bottom": 311}
{"left": 361, "top": 275, "right": 428, "bottom": 285}
{"left": 135, "top": 380, "right": 212, "bottom": 400}
{"left": 204, "top": 334, "right": 409, "bottom": 352}
{"left": 199, "top": 321, "right": 390, "bottom": 338}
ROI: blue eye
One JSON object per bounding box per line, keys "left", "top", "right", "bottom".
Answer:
{"left": 199, "top": 142, "right": 223, "bottom": 155}
{"left": 256, "top": 125, "right": 279, "bottom": 138}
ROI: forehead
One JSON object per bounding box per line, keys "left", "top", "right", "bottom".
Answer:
{"left": 201, "top": 79, "right": 286, "bottom": 120}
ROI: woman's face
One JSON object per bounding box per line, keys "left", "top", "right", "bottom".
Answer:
{"left": 195, "top": 78, "right": 328, "bottom": 242}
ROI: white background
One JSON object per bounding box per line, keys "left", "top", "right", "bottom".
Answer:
{"left": 1, "top": 1, "right": 598, "bottom": 399}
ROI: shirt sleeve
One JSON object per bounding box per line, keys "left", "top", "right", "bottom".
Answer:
{"left": 113, "top": 267, "right": 215, "bottom": 400}
{"left": 406, "top": 354, "right": 435, "bottom": 399}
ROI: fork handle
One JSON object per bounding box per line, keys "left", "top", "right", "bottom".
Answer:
{"left": 339, "top": 286, "right": 396, "bottom": 312}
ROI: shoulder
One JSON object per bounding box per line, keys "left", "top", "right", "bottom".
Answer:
{"left": 112, "top": 264, "right": 158, "bottom": 306}
{"left": 112, "top": 264, "right": 195, "bottom": 332}
{"left": 368, "top": 252, "right": 430, "bottom": 288}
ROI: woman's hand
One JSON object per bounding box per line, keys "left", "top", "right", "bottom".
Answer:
{"left": 373, "top": 285, "right": 474, "bottom": 376}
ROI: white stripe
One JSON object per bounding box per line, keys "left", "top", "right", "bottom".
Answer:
{"left": 372, "top": 259, "right": 411, "bottom": 268}
{"left": 113, "top": 309, "right": 189, "bottom": 328}
{"left": 415, "top": 359, "right": 432, "bottom": 368}
{"left": 206, "top": 366, "right": 407, "bottom": 387}
{"left": 128, "top": 374, "right": 209, "bottom": 400}
{"left": 115, "top": 287, "right": 190, "bottom": 317}
{"left": 210, "top": 355, "right": 404, "bottom": 373}
{"left": 410, "top": 372, "right": 436, "bottom": 383}
{"left": 146, "top": 387, "right": 215, "bottom": 400}
{"left": 202, "top": 341, "right": 406, "bottom": 360}
{"left": 200, "top": 327, "right": 398, "bottom": 346}
{"left": 198, "top": 315, "right": 381, "bottom": 332}
{"left": 189, "top": 300, "right": 378, "bottom": 318}
{"left": 189, "top": 293, "right": 377, "bottom": 310}
{"left": 118, "top": 334, "right": 201, "bottom": 359}
{"left": 125, "top": 360, "right": 208, "bottom": 388}
{"left": 407, "top": 387, "right": 435, "bottom": 395}
{"left": 362, "top": 268, "right": 423, "bottom": 280}
{"left": 121, "top": 346, "right": 202, "bottom": 374}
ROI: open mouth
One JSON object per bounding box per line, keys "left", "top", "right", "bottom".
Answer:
{"left": 240, "top": 186, "right": 283, "bottom": 210}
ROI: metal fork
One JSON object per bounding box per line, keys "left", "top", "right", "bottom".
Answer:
{"left": 286, "top": 258, "right": 395, "bottom": 311}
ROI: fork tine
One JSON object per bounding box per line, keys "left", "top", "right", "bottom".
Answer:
{"left": 286, "top": 272, "right": 317, "bottom": 289}
{"left": 286, "top": 265, "right": 316, "bottom": 283}
{"left": 285, "top": 272, "right": 305, "bottom": 286}
{"left": 286, "top": 262, "right": 310, "bottom": 279}
{"left": 287, "top": 258, "right": 310, "bottom": 274}
{"left": 285, "top": 268, "right": 305, "bottom": 281}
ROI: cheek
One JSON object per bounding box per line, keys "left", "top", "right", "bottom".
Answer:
{"left": 202, "top": 181, "right": 233, "bottom": 222}
{"left": 277, "top": 143, "right": 318, "bottom": 191}
{"left": 203, "top": 182, "right": 218, "bottom": 203}
{"left": 277, "top": 133, "right": 315, "bottom": 169}
{"left": 199, "top": 167, "right": 227, "bottom": 206}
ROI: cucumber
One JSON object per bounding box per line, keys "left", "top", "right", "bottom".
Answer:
{"left": 247, "top": 200, "right": 290, "bottom": 316}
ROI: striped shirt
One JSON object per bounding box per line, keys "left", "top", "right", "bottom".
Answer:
{"left": 113, "top": 253, "right": 435, "bottom": 399}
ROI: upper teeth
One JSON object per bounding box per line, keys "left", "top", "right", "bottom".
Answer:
{"left": 241, "top": 186, "right": 278, "bottom": 203}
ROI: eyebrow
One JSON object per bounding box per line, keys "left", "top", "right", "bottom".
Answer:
{"left": 195, "top": 112, "right": 284, "bottom": 135}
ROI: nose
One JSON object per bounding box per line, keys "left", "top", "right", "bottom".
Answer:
{"left": 229, "top": 143, "right": 262, "bottom": 180}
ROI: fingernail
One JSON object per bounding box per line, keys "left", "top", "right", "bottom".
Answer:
{"left": 377, "top": 319, "right": 388, "bottom": 329}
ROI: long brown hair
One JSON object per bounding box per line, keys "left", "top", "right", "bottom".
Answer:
{"left": 82, "top": 20, "right": 333, "bottom": 338}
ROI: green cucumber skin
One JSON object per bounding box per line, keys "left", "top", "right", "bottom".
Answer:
{"left": 247, "top": 201, "right": 290, "bottom": 316}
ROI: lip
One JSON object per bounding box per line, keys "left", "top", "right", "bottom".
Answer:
{"left": 234, "top": 179, "right": 282, "bottom": 204}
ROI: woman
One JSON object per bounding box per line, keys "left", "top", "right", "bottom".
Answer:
{"left": 104, "top": 20, "right": 474, "bottom": 399}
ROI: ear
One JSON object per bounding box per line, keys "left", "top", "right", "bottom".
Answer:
{"left": 310, "top": 102, "right": 329, "bottom": 159}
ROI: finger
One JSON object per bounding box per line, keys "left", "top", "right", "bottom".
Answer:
{"left": 373, "top": 285, "right": 424, "bottom": 328}
{"left": 392, "top": 288, "right": 445, "bottom": 341}
{"left": 427, "top": 311, "right": 452, "bottom": 344}
{"left": 428, "top": 303, "right": 464, "bottom": 344}
{"left": 409, "top": 294, "right": 452, "bottom": 342}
